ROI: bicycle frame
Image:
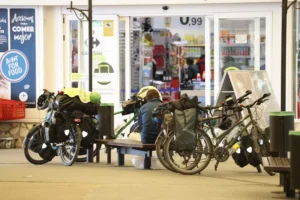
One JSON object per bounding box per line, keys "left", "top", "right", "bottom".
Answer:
{"left": 203, "top": 105, "right": 259, "bottom": 151}
{"left": 113, "top": 110, "right": 138, "bottom": 138}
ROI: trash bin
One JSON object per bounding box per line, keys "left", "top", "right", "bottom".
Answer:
{"left": 269, "top": 112, "right": 294, "bottom": 157}
{"left": 99, "top": 104, "right": 114, "bottom": 139}
{"left": 290, "top": 131, "right": 300, "bottom": 189}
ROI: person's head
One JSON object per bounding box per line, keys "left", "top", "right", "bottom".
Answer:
{"left": 223, "top": 56, "right": 234, "bottom": 64}
{"left": 145, "top": 17, "right": 151, "bottom": 24}
{"left": 145, "top": 89, "right": 160, "bottom": 101}
{"left": 186, "top": 57, "right": 194, "bottom": 65}
{"left": 200, "top": 54, "right": 205, "bottom": 60}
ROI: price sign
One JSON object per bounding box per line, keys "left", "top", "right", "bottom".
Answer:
{"left": 180, "top": 17, "right": 203, "bottom": 27}
{"left": 0, "top": 49, "right": 29, "bottom": 83}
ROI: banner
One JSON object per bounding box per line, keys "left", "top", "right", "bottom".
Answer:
{"left": 10, "top": 9, "right": 36, "bottom": 108}
{"left": 0, "top": 9, "right": 8, "bottom": 52}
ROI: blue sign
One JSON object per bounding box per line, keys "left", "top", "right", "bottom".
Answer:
{"left": 0, "top": 9, "right": 8, "bottom": 52}
{"left": 0, "top": 50, "right": 29, "bottom": 83}
{"left": 10, "top": 9, "right": 36, "bottom": 108}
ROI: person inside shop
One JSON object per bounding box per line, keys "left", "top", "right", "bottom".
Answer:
{"left": 138, "top": 89, "right": 162, "bottom": 144}
{"left": 142, "top": 17, "right": 153, "bottom": 32}
{"left": 196, "top": 55, "right": 205, "bottom": 79}
{"left": 187, "top": 57, "right": 199, "bottom": 81}
{"left": 222, "top": 56, "right": 241, "bottom": 77}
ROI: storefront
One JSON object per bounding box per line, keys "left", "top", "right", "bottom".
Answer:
{"left": 1, "top": 0, "right": 298, "bottom": 145}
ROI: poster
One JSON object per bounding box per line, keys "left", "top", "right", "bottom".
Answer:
{"left": 72, "top": 18, "right": 118, "bottom": 105}
{"left": 9, "top": 9, "right": 36, "bottom": 108}
{"left": 0, "top": 9, "right": 8, "bottom": 52}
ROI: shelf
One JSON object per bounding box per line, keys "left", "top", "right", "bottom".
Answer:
{"left": 180, "top": 90, "right": 215, "bottom": 97}
{"left": 220, "top": 44, "right": 251, "bottom": 47}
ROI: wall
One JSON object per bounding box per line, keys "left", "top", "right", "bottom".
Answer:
{"left": 0, "top": 0, "right": 282, "bottom": 6}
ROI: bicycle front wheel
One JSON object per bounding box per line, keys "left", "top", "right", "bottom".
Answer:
{"left": 60, "top": 125, "right": 81, "bottom": 166}
{"left": 23, "top": 126, "right": 49, "bottom": 165}
{"left": 164, "top": 129, "right": 213, "bottom": 175}
{"left": 155, "top": 131, "right": 176, "bottom": 172}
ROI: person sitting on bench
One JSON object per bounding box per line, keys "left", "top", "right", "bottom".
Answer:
{"left": 138, "top": 89, "right": 162, "bottom": 144}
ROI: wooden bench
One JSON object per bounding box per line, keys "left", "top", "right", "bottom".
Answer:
{"left": 95, "top": 139, "right": 156, "bottom": 169}
{"left": 262, "top": 157, "right": 298, "bottom": 198}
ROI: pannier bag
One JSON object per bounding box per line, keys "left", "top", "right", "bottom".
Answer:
{"left": 38, "top": 142, "right": 56, "bottom": 161}
{"left": 232, "top": 135, "right": 261, "bottom": 168}
{"left": 48, "top": 111, "right": 69, "bottom": 143}
{"left": 168, "top": 94, "right": 199, "bottom": 112}
{"left": 80, "top": 116, "right": 98, "bottom": 148}
{"left": 122, "top": 99, "right": 136, "bottom": 115}
{"left": 58, "top": 94, "right": 99, "bottom": 116}
{"left": 174, "top": 108, "right": 197, "bottom": 151}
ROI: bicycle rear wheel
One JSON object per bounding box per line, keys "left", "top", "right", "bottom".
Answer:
{"left": 164, "top": 129, "right": 213, "bottom": 175}
{"left": 60, "top": 125, "right": 81, "bottom": 166}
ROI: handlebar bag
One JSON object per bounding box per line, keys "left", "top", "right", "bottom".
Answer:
{"left": 174, "top": 108, "right": 197, "bottom": 151}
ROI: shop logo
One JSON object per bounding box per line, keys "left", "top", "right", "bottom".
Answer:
{"left": 0, "top": 49, "right": 29, "bottom": 83}
{"left": 85, "top": 37, "right": 100, "bottom": 48}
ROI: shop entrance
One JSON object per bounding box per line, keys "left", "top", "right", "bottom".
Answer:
{"left": 130, "top": 13, "right": 271, "bottom": 105}
{"left": 63, "top": 15, "right": 121, "bottom": 108}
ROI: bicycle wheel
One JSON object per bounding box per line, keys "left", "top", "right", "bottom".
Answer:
{"left": 23, "top": 126, "right": 49, "bottom": 165}
{"left": 164, "top": 129, "right": 213, "bottom": 175}
{"left": 60, "top": 125, "right": 81, "bottom": 166}
{"left": 251, "top": 126, "right": 275, "bottom": 176}
{"left": 155, "top": 131, "right": 176, "bottom": 172}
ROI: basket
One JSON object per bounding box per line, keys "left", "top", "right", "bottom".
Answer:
{"left": 0, "top": 99, "right": 26, "bottom": 120}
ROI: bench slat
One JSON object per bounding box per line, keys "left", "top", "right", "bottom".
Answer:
{"left": 95, "top": 139, "right": 155, "bottom": 149}
{"left": 274, "top": 157, "right": 284, "bottom": 166}
{"left": 281, "top": 158, "right": 290, "bottom": 166}
{"left": 268, "top": 157, "right": 276, "bottom": 166}
{"left": 262, "top": 157, "right": 270, "bottom": 167}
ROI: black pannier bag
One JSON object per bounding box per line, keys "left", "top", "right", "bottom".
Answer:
{"left": 80, "top": 116, "right": 97, "bottom": 148}
{"left": 232, "top": 135, "right": 261, "bottom": 168}
{"left": 58, "top": 94, "right": 99, "bottom": 116}
{"left": 48, "top": 111, "right": 69, "bottom": 143}
{"left": 38, "top": 142, "right": 56, "bottom": 161}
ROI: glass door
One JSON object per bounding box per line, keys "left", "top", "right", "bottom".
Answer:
{"left": 64, "top": 15, "right": 120, "bottom": 107}
{"left": 213, "top": 13, "right": 272, "bottom": 103}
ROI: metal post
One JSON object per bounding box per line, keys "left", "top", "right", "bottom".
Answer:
{"left": 88, "top": 0, "right": 93, "bottom": 92}
{"left": 87, "top": 0, "right": 93, "bottom": 163}
{"left": 67, "top": 0, "right": 94, "bottom": 163}
{"left": 281, "top": 0, "right": 288, "bottom": 112}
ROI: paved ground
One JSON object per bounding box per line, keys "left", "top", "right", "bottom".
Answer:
{"left": 0, "top": 149, "right": 297, "bottom": 200}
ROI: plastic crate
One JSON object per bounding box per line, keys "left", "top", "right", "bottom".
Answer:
{"left": 0, "top": 99, "right": 26, "bottom": 120}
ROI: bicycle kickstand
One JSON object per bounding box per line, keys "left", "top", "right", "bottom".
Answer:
{"left": 215, "top": 161, "right": 219, "bottom": 171}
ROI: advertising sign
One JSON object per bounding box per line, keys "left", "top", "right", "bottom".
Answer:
{"left": 0, "top": 9, "right": 8, "bottom": 52}
{"left": 9, "top": 9, "right": 36, "bottom": 108}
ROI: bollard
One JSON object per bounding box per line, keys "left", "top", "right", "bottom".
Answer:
{"left": 87, "top": 104, "right": 114, "bottom": 163}
{"left": 290, "top": 131, "right": 300, "bottom": 192}
{"left": 269, "top": 112, "right": 294, "bottom": 157}
{"left": 269, "top": 112, "right": 294, "bottom": 187}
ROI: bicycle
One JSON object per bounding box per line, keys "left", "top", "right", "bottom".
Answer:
{"left": 23, "top": 89, "right": 82, "bottom": 166}
{"left": 153, "top": 91, "right": 250, "bottom": 172}
{"left": 163, "top": 92, "right": 272, "bottom": 175}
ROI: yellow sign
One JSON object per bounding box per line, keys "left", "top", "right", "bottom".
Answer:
{"left": 70, "top": 73, "right": 83, "bottom": 81}
{"left": 164, "top": 17, "right": 171, "bottom": 28}
{"left": 103, "top": 20, "right": 114, "bottom": 36}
